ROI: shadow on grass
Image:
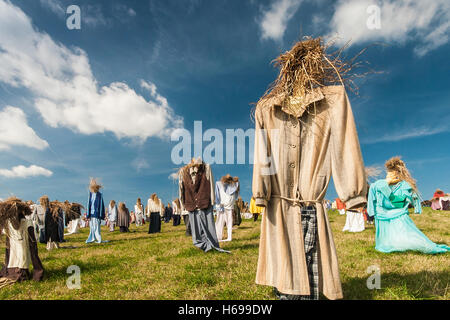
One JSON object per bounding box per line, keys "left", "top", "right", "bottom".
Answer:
{"left": 342, "top": 270, "right": 449, "bottom": 300}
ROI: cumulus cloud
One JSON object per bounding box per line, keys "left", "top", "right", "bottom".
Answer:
{"left": 0, "top": 106, "right": 49, "bottom": 151}
{"left": 168, "top": 172, "right": 179, "bottom": 181}
{"left": 326, "top": 0, "right": 450, "bottom": 56}
{"left": 132, "top": 158, "right": 150, "bottom": 172}
{"left": 0, "top": 0, "right": 182, "bottom": 142}
{"left": 258, "top": 0, "right": 303, "bottom": 41}
{"left": 0, "top": 165, "right": 53, "bottom": 178}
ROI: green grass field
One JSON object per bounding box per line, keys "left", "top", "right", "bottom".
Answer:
{"left": 0, "top": 208, "right": 448, "bottom": 300}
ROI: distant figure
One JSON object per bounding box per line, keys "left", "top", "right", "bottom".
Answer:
{"left": 250, "top": 196, "right": 263, "bottom": 222}
{"left": 135, "top": 198, "right": 144, "bottom": 227}
{"left": 107, "top": 200, "right": 118, "bottom": 232}
{"left": 147, "top": 194, "right": 162, "bottom": 234}
{"left": 215, "top": 174, "right": 240, "bottom": 242}
{"left": 336, "top": 198, "right": 346, "bottom": 215}
{"left": 118, "top": 202, "right": 130, "bottom": 233}
{"left": 33, "top": 196, "right": 48, "bottom": 244}
{"left": 431, "top": 189, "right": 445, "bottom": 210}
{"left": 45, "top": 200, "right": 62, "bottom": 250}
{"left": 368, "top": 157, "right": 449, "bottom": 254}
{"left": 164, "top": 203, "right": 173, "bottom": 223}
{"left": 172, "top": 199, "right": 182, "bottom": 226}
{"left": 86, "top": 178, "right": 106, "bottom": 244}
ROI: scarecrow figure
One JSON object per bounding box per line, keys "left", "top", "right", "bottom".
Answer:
{"left": 179, "top": 158, "right": 229, "bottom": 253}
{"left": 368, "top": 157, "right": 449, "bottom": 254}
{"left": 252, "top": 37, "right": 368, "bottom": 300}
{"left": 215, "top": 174, "right": 240, "bottom": 242}
{"left": 86, "top": 178, "right": 106, "bottom": 244}
{"left": 63, "top": 201, "right": 84, "bottom": 236}
{"left": 0, "top": 198, "right": 44, "bottom": 289}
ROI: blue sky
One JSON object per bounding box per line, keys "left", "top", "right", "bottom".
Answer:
{"left": 0, "top": 0, "right": 449, "bottom": 210}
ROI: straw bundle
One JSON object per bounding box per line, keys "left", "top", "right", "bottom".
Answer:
{"left": 0, "top": 197, "right": 32, "bottom": 232}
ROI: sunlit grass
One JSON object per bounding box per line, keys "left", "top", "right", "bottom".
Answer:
{"left": 0, "top": 207, "right": 448, "bottom": 300}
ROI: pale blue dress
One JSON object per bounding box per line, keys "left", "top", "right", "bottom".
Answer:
{"left": 367, "top": 180, "right": 449, "bottom": 254}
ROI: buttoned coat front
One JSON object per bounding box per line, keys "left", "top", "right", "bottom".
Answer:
{"left": 252, "top": 85, "right": 367, "bottom": 300}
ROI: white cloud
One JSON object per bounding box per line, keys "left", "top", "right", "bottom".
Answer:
{"left": 0, "top": 106, "right": 49, "bottom": 151}
{"left": 362, "top": 125, "right": 450, "bottom": 144}
{"left": 258, "top": 0, "right": 303, "bottom": 41}
{"left": 39, "top": 0, "right": 65, "bottom": 18}
{"left": 326, "top": 0, "right": 450, "bottom": 56}
{"left": 0, "top": 165, "right": 53, "bottom": 178}
{"left": 132, "top": 158, "right": 150, "bottom": 172}
{"left": 0, "top": 0, "right": 183, "bottom": 143}
{"left": 168, "top": 172, "right": 179, "bottom": 181}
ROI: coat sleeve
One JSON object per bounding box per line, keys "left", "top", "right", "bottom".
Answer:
{"left": 179, "top": 172, "right": 186, "bottom": 212}
{"left": 86, "top": 192, "right": 91, "bottom": 219}
{"left": 367, "top": 184, "right": 377, "bottom": 217}
{"left": 100, "top": 195, "right": 105, "bottom": 220}
{"left": 252, "top": 107, "right": 272, "bottom": 207}
{"left": 329, "top": 89, "right": 368, "bottom": 210}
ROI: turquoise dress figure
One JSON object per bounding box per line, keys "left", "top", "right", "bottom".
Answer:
{"left": 368, "top": 179, "right": 449, "bottom": 254}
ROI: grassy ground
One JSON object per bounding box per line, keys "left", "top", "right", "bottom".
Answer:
{"left": 0, "top": 208, "right": 448, "bottom": 300}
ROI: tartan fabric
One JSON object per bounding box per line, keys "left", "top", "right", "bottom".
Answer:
{"left": 275, "top": 206, "right": 319, "bottom": 300}
{"left": 299, "top": 206, "right": 319, "bottom": 300}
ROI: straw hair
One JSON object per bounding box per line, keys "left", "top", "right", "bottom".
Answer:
{"left": 118, "top": 202, "right": 126, "bottom": 211}
{"left": 221, "top": 174, "right": 239, "bottom": 185}
{"left": 89, "top": 178, "right": 102, "bottom": 193}
{"left": 39, "top": 195, "right": 50, "bottom": 211}
{"left": 257, "top": 36, "right": 370, "bottom": 117}
{"left": 150, "top": 193, "right": 157, "bottom": 202}
{"left": 110, "top": 200, "right": 116, "bottom": 208}
{"left": 0, "top": 197, "right": 32, "bottom": 232}
{"left": 385, "top": 157, "right": 418, "bottom": 193}
{"left": 136, "top": 198, "right": 143, "bottom": 210}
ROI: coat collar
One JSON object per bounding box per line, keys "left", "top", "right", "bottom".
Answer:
{"left": 271, "top": 87, "right": 325, "bottom": 118}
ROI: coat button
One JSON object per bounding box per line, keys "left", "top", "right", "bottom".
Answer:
{"left": 290, "top": 163, "right": 295, "bottom": 168}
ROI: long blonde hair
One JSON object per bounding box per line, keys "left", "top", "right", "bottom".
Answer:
{"left": 385, "top": 157, "right": 418, "bottom": 193}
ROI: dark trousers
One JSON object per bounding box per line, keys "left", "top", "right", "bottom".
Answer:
{"left": 183, "top": 215, "right": 191, "bottom": 236}
{"left": 253, "top": 213, "right": 259, "bottom": 222}
{"left": 148, "top": 212, "right": 161, "bottom": 234}
{"left": 119, "top": 226, "right": 129, "bottom": 233}
{"left": 173, "top": 215, "right": 181, "bottom": 226}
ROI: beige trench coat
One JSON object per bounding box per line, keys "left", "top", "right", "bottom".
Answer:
{"left": 252, "top": 85, "right": 367, "bottom": 300}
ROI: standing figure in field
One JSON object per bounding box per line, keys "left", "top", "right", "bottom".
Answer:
{"left": 250, "top": 196, "right": 264, "bottom": 222}
{"left": 336, "top": 198, "right": 346, "bottom": 215}
{"left": 45, "top": 201, "right": 63, "bottom": 250}
{"left": 215, "top": 175, "right": 240, "bottom": 242}
{"left": 252, "top": 37, "right": 368, "bottom": 300}
{"left": 134, "top": 198, "right": 144, "bottom": 227}
{"left": 86, "top": 178, "right": 106, "bottom": 244}
{"left": 172, "top": 199, "right": 182, "bottom": 226}
{"left": 0, "top": 198, "right": 44, "bottom": 288}
{"left": 342, "top": 198, "right": 365, "bottom": 233}
{"left": 117, "top": 202, "right": 130, "bottom": 233}
{"left": 179, "top": 158, "right": 229, "bottom": 253}
{"left": 233, "top": 196, "right": 244, "bottom": 227}
{"left": 107, "top": 200, "right": 118, "bottom": 232}
{"left": 368, "top": 157, "right": 449, "bottom": 254}
{"left": 32, "top": 196, "right": 48, "bottom": 244}
{"left": 431, "top": 189, "right": 445, "bottom": 211}
{"left": 147, "top": 194, "right": 162, "bottom": 234}
{"left": 63, "top": 201, "right": 83, "bottom": 236}
{"left": 164, "top": 203, "right": 173, "bottom": 223}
